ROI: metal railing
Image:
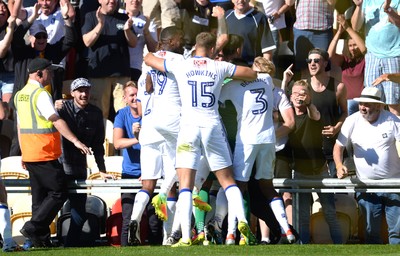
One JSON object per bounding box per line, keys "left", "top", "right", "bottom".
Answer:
{"left": 4, "top": 177, "right": 399, "bottom": 233}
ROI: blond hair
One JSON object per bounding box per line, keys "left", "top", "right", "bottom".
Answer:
{"left": 252, "top": 57, "right": 276, "bottom": 76}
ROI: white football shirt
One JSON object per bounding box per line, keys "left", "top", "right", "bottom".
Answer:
{"left": 220, "top": 73, "right": 275, "bottom": 144}
{"left": 164, "top": 56, "right": 236, "bottom": 126}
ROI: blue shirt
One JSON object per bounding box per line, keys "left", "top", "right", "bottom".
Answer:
{"left": 114, "top": 106, "right": 141, "bottom": 177}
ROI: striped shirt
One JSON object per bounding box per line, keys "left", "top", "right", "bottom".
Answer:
{"left": 294, "top": 0, "right": 334, "bottom": 30}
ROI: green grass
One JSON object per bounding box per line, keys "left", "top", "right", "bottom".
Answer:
{"left": 23, "top": 245, "right": 400, "bottom": 256}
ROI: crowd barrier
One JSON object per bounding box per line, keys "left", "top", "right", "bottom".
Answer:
{"left": 4, "top": 177, "right": 400, "bottom": 234}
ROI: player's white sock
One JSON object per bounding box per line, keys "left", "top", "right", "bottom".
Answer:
{"left": 159, "top": 174, "right": 177, "bottom": 195}
{"left": 269, "top": 197, "right": 291, "bottom": 234}
{"left": 213, "top": 187, "right": 228, "bottom": 228}
{"left": 130, "top": 190, "right": 150, "bottom": 222}
{"left": 227, "top": 211, "right": 237, "bottom": 236}
{"left": 225, "top": 184, "right": 247, "bottom": 222}
{"left": 177, "top": 188, "right": 192, "bottom": 241}
{"left": 163, "top": 197, "right": 177, "bottom": 241}
{"left": 0, "top": 204, "right": 13, "bottom": 246}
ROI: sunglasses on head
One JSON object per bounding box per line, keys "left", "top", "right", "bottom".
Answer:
{"left": 35, "top": 33, "right": 48, "bottom": 40}
{"left": 306, "top": 58, "right": 321, "bottom": 64}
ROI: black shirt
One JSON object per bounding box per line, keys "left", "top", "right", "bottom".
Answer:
{"left": 58, "top": 99, "right": 105, "bottom": 178}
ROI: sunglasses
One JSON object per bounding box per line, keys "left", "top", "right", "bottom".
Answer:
{"left": 35, "top": 34, "right": 48, "bottom": 40}
{"left": 306, "top": 58, "right": 320, "bottom": 64}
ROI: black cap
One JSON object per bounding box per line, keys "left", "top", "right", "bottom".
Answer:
{"left": 27, "top": 58, "right": 57, "bottom": 74}
{"left": 29, "top": 22, "right": 47, "bottom": 37}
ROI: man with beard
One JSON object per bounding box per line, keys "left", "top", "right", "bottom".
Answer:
{"left": 328, "top": 14, "right": 366, "bottom": 115}
{"left": 334, "top": 87, "right": 400, "bottom": 244}
{"left": 56, "top": 78, "right": 114, "bottom": 247}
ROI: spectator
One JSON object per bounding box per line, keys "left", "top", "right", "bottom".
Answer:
{"left": 177, "top": 1, "right": 227, "bottom": 58}
{"left": 81, "top": 0, "right": 137, "bottom": 119}
{"left": 0, "top": 1, "right": 15, "bottom": 112}
{"left": 334, "top": 87, "right": 400, "bottom": 244}
{"left": 142, "top": 0, "right": 180, "bottom": 32}
{"left": 9, "top": 2, "right": 76, "bottom": 156}
{"left": 287, "top": 79, "right": 343, "bottom": 244}
{"left": 225, "top": 0, "right": 276, "bottom": 64}
{"left": 327, "top": 14, "right": 366, "bottom": 115}
{"left": 14, "top": 57, "right": 89, "bottom": 248}
{"left": 351, "top": 0, "right": 400, "bottom": 116}
{"left": 254, "top": 0, "right": 295, "bottom": 62}
{"left": 293, "top": 0, "right": 335, "bottom": 77}
{"left": 11, "top": 0, "right": 75, "bottom": 44}
{"left": 144, "top": 32, "right": 258, "bottom": 247}
{"left": 113, "top": 82, "right": 142, "bottom": 246}
{"left": 55, "top": 78, "right": 114, "bottom": 247}
{"left": 304, "top": 48, "right": 348, "bottom": 177}
{"left": 124, "top": 0, "right": 157, "bottom": 83}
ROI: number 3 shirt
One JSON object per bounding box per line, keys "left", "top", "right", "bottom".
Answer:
{"left": 220, "top": 73, "right": 275, "bottom": 145}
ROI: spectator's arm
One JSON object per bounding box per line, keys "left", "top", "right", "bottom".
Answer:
{"left": 327, "top": 16, "right": 345, "bottom": 67}
{"left": 351, "top": 1, "right": 364, "bottom": 31}
{"left": 113, "top": 127, "right": 139, "bottom": 150}
{"left": 124, "top": 17, "right": 137, "bottom": 48}
{"left": 384, "top": 2, "right": 400, "bottom": 28}
{"left": 333, "top": 143, "right": 348, "bottom": 179}
{"left": 372, "top": 73, "right": 400, "bottom": 85}
{"left": 306, "top": 103, "right": 320, "bottom": 121}
{"left": 0, "top": 16, "right": 16, "bottom": 58}
{"left": 341, "top": 17, "right": 366, "bottom": 54}
{"left": 50, "top": 114, "right": 91, "bottom": 154}
{"left": 26, "top": 3, "right": 40, "bottom": 25}
{"left": 211, "top": 6, "right": 228, "bottom": 59}
{"left": 142, "top": 17, "right": 157, "bottom": 52}
{"left": 334, "top": 82, "right": 348, "bottom": 136}
{"left": 7, "top": 0, "right": 26, "bottom": 21}
{"left": 82, "top": 7, "right": 104, "bottom": 47}
{"left": 93, "top": 114, "right": 106, "bottom": 172}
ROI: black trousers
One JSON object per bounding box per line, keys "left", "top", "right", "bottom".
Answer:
{"left": 24, "top": 160, "right": 67, "bottom": 239}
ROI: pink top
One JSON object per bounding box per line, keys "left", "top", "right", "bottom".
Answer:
{"left": 342, "top": 56, "right": 365, "bottom": 100}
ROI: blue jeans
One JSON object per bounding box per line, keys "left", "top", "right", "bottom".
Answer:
{"left": 294, "top": 171, "right": 343, "bottom": 244}
{"left": 293, "top": 27, "right": 333, "bottom": 70}
{"left": 348, "top": 99, "right": 359, "bottom": 116}
{"left": 357, "top": 192, "right": 400, "bottom": 244}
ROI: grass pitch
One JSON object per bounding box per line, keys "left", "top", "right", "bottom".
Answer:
{"left": 23, "top": 244, "right": 400, "bottom": 256}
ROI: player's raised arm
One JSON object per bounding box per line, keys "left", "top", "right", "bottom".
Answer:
{"left": 144, "top": 52, "right": 166, "bottom": 72}
{"left": 232, "top": 65, "right": 257, "bottom": 81}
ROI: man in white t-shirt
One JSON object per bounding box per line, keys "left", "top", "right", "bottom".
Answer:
{"left": 124, "top": 0, "right": 158, "bottom": 82}
{"left": 144, "top": 31, "right": 258, "bottom": 247}
{"left": 334, "top": 87, "right": 400, "bottom": 244}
